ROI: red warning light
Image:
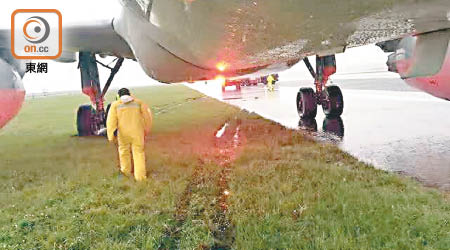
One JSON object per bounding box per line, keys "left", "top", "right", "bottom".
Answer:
{"left": 216, "top": 62, "right": 228, "bottom": 72}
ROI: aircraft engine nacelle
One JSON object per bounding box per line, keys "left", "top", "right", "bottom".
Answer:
{"left": 381, "top": 30, "right": 450, "bottom": 101}
{"left": 0, "top": 56, "right": 26, "bottom": 129}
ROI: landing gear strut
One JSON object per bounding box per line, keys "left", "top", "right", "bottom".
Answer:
{"left": 76, "top": 52, "right": 124, "bottom": 136}
{"left": 297, "top": 55, "right": 343, "bottom": 119}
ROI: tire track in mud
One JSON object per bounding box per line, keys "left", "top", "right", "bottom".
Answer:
{"left": 209, "top": 121, "right": 243, "bottom": 250}
{"left": 158, "top": 119, "right": 243, "bottom": 250}
{"left": 153, "top": 96, "right": 207, "bottom": 115}
{"left": 158, "top": 163, "right": 207, "bottom": 249}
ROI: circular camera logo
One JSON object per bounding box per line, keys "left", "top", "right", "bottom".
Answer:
{"left": 12, "top": 9, "right": 62, "bottom": 59}
{"left": 23, "top": 16, "right": 50, "bottom": 44}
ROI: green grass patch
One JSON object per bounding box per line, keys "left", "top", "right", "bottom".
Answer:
{"left": 0, "top": 85, "right": 236, "bottom": 249}
{"left": 229, "top": 118, "right": 450, "bottom": 249}
{"left": 0, "top": 85, "right": 449, "bottom": 249}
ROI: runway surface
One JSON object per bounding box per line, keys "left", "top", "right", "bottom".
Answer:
{"left": 187, "top": 78, "right": 450, "bottom": 191}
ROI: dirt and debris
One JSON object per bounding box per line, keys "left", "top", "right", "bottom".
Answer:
{"left": 158, "top": 118, "right": 244, "bottom": 249}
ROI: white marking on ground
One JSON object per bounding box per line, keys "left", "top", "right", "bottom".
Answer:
{"left": 216, "top": 123, "right": 229, "bottom": 138}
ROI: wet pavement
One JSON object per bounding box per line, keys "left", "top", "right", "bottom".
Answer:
{"left": 187, "top": 78, "right": 450, "bottom": 191}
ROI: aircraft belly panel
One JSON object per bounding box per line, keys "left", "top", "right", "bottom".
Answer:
{"left": 115, "top": 6, "right": 214, "bottom": 83}
{"left": 118, "top": 0, "right": 450, "bottom": 83}
{"left": 148, "top": 0, "right": 450, "bottom": 70}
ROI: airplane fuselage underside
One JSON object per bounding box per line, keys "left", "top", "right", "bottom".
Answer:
{"left": 115, "top": 0, "right": 450, "bottom": 83}
{"left": 2, "top": 0, "right": 450, "bottom": 131}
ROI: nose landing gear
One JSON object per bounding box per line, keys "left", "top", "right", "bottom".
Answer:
{"left": 297, "top": 55, "right": 343, "bottom": 119}
{"left": 76, "top": 52, "right": 124, "bottom": 136}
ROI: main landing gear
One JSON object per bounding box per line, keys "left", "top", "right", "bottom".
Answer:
{"left": 76, "top": 52, "right": 124, "bottom": 136}
{"left": 297, "top": 55, "right": 343, "bottom": 119}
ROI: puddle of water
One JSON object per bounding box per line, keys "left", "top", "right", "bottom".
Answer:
{"left": 298, "top": 117, "right": 344, "bottom": 144}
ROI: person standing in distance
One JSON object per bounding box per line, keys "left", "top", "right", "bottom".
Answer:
{"left": 267, "top": 74, "right": 275, "bottom": 92}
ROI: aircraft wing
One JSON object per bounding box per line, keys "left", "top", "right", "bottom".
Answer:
{"left": 0, "top": 19, "right": 135, "bottom": 59}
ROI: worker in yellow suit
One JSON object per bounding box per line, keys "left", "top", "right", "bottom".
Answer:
{"left": 267, "top": 74, "right": 275, "bottom": 92}
{"left": 107, "top": 88, "right": 152, "bottom": 181}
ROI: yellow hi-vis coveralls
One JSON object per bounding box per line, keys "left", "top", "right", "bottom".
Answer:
{"left": 107, "top": 97, "right": 152, "bottom": 181}
{"left": 267, "top": 75, "right": 275, "bottom": 92}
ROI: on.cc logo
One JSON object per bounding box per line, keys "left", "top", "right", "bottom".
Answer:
{"left": 11, "top": 9, "right": 62, "bottom": 60}
{"left": 23, "top": 16, "right": 50, "bottom": 44}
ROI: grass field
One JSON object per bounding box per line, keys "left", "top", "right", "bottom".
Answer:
{"left": 0, "top": 85, "right": 449, "bottom": 249}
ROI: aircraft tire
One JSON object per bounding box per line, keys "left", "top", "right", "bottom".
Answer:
{"left": 105, "top": 103, "right": 112, "bottom": 126}
{"left": 77, "top": 105, "right": 94, "bottom": 136}
{"left": 323, "top": 116, "right": 345, "bottom": 138}
{"left": 322, "top": 85, "right": 343, "bottom": 118}
{"left": 297, "top": 88, "right": 317, "bottom": 119}
{"left": 299, "top": 117, "right": 318, "bottom": 132}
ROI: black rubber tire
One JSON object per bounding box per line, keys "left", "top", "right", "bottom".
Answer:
{"left": 298, "top": 117, "right": 318, "bottom": 132}
{"left": 297, "top": 88, "right": 317, "bottom": 119}
{"left": 322, "top": 85, "right": 344, "bottom": 118}
{"left": 105, "top": 103, "right": 112, "bottom": 125}
{"left": 77, "top": 105, "right": 94, "bottom": 136}
{"left": 323, "top": 117, "right": 345, "bottom": 138}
